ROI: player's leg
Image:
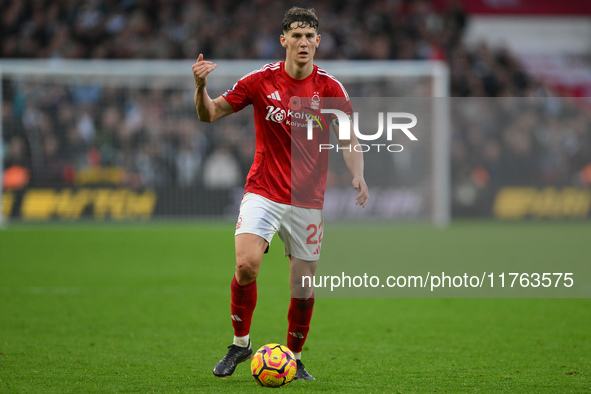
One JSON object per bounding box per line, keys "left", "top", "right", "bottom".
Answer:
{"left": 212, "top": 233, "right": 267, "bottom": 378}
{"left": 278, "top": 205, "right": 322, "bottom": 380}
{"left": 288, "top": 256, "right": 318, "bottom": 380}
{"left": 230, "top": 233, "right": 267, "bottom": 344}
{"left": 213, "top": 193, "right": 283, "bottom": 378}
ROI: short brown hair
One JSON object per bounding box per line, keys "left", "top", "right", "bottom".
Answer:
{"left": 282, "top": 7, "right": 319, "bottom": 33}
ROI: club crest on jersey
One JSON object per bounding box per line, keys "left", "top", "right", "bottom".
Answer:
{"left": 311, "top": 92, "right": 321, "bottom": 110}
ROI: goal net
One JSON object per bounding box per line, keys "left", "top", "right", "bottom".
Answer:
{"left": 0, "top": 60, "right": 449, "bottom": 225}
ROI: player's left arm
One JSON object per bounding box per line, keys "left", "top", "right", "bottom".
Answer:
{"left": 333, "top": 121, "right": 369, "bottom": 208}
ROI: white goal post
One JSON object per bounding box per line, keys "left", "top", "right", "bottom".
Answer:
{"left": 0, "top": 59, "right": 449, "bottom": 226}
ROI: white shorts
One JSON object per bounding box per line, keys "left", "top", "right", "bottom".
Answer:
{"left": 235, "top": 193, "right": 323, "bottom": 261}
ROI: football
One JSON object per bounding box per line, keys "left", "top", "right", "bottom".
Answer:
{"left": 251, "top": 343, "right": 297, "bottom": 387}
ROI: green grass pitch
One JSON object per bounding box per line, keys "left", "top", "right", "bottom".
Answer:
{"left": 0, "top": 221, "right": 589, "bottom": 392}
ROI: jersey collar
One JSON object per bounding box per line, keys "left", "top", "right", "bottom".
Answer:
{"left": 280, "top": 61, "right": 317, "bottom": 84}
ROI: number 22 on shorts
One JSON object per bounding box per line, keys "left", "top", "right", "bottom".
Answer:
{"left": 306, "top": 223, "right": 323, "bottom": 245}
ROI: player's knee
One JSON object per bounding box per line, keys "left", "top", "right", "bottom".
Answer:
{"left": 291, "top": 287, "right": 314, "bottom": 299}
{"left": 290, "top": 278, "right": 314, "bottom": 299}
{"left": 235, "top": 266, "right": 258, "bottom": 284}
{"left": 235, "top": 256, "right": 259, "bottom": 283}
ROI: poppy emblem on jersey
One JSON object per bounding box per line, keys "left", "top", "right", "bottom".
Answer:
{"left": 289, "top": 96, "right": 301, "bottom": 110}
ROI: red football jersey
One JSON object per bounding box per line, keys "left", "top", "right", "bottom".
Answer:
{"left": 222, "top": 61, "right": 352, "bottom": 209}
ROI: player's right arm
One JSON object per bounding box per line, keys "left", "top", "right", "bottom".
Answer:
{"left": 192, "top": 53, "right": 235, "bottom": 122}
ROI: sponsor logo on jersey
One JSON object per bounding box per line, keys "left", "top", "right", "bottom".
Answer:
{"left": 266, "top": 90, "right": 281, "bottom": 101}
{"left": 266, "top": 106, "right": 286, "bottom": 123}
{"left": 265, "top": 106, "right": 322, "bottom": 129}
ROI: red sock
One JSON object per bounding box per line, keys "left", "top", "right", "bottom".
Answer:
{"left": 287, "top": 295, "right": 315, "bottom": 353}
{"left": 230, "top": 277, "right": 257, "bottom": 337}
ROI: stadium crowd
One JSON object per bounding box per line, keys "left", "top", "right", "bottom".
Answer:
{"left": 2, "top": 0, "right": 590, "bottom": 215}
{"left": 1, "top": 0, "right": 465, "bottom": 61}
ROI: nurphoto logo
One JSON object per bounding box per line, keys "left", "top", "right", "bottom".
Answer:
{"left": 307, "top": 109, "right": 418, "bottom": 152}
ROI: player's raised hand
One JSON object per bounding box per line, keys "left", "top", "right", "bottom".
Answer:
{"left": 192, "top": 53, "right": 217, "bottom": 89}
{"left": 352, "top": 176, "right": 369, "bottom": 208}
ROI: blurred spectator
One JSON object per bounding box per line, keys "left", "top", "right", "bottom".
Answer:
{"left": 3, "top": 135, "right": 31, "bottom": 190}
{"left": 175, "top": 118, "right": 207, "bottom": 189}
{"left": 202, "top": 146, "right": 242, "bottom": 190}
{"left": 38, "top": 133, "right": 69, "bottom": 186}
